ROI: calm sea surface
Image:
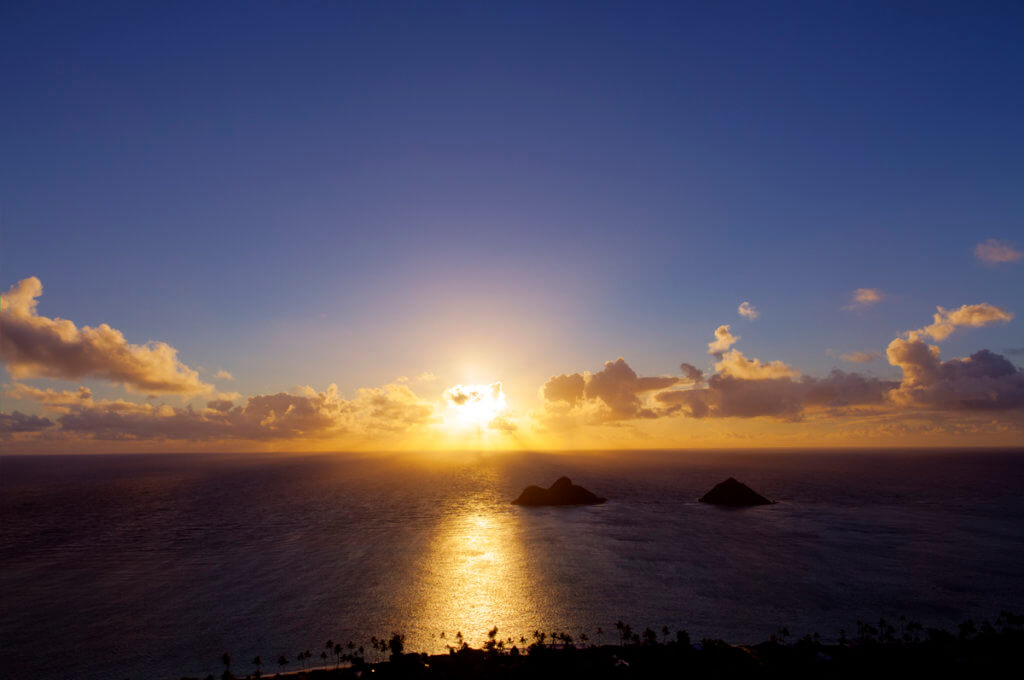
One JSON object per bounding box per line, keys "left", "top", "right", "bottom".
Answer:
{"left": 2, "top": 450, "right": 1023, "bottom": 680}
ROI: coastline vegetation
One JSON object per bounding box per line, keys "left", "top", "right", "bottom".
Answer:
{"left": 181, "top": 611, "right": 1024, "bottom": 680}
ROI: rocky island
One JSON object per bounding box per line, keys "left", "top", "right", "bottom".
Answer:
{"left": 699, "top": 477, "right": 773, "bottom": 506}
{"left": 512, "top": 476, "right": 607, "bottom": 506}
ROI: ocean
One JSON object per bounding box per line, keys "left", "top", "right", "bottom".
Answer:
{"left": 2, "top": 450, "right": 1023, "bottom": 680}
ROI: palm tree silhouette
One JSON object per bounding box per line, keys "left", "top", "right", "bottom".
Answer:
{"left": 251, "top": 655, "right": 261, "bottom": 679}
{"left": 277, "top": 654, "right": 287, "bottom": 675}
{"left": 220, "top": 652, "right": 231, "bottom": 679}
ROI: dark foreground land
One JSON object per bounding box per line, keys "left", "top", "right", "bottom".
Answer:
{"left": 190, "top": 613, "right": 1024, "bottom": 680}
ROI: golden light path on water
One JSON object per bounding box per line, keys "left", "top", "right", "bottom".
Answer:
{"left": 401, "top": 484, "right": 549, "bottom": 653}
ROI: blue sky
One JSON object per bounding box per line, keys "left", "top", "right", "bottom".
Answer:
{"left": 2, "top": 1, "right": 1022, "bottom": 450}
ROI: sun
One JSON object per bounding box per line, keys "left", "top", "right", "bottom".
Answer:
{"left": 443, "top": 382, "right": 508, "bottom": 429}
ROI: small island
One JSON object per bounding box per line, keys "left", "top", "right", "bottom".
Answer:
{"left": 512, "top": 476, "right": 607, "bottom": 506}
{"left": 698, "top": 477, "right": 773, "bottom": 506}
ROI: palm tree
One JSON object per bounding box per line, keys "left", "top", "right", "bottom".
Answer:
{"left": 251, "top": 656, "right": 262, "bottom": 679}
{"left": 334, "top": 642, "right": 343, "bottom": 669}
{"left": 642, "top": 627, "right": 657, "bottom": 646}
{"left": 387, "top": 632, "right": 405, "bottom": 660}
{"left": 221, "top": 652, "right": 231, "bottom": 679}
{"left": 277, "top": 655, "right": 287, "bottom": 675}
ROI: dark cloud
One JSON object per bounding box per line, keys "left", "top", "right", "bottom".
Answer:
{"left": 887, "top": 339, "right": 1024, "bottom": 411}
{"left": 541, "top": 358, "right": 679, "bottom": 421}
{"left": 657, "top": 370, "right": 897, "bottom": 420}
{"left": 679, "top": 363, "right": 704, "bottom": 384}
{"left": 0, "top": 411, "right": 53, "bottom": 436}
{"left": 583, "top": 358, "right": 677, "bottom": 419}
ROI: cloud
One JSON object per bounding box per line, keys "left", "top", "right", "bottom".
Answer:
{"left": 708, "top": 325, "right": 739, "bottom": 355}
{"left": 348, "top": 383, "right": 437, "bottom": 432}
{"left": 975, "top": 239, "right": 1023, "bottom": 264}
{"left": 884, "top": 305, "right": 1022, "bottom": 411}
{"left": 0, "top": 410, "right": 53, "bottom": 436}
{"left": 845, "top": 288, "right": 884, "bottom": 310}
{"left": 912, "top": 303, "right": 1013, "bottom": 341}
{"left": 887, "top": 341, "right": 1024, "bottom": 411}
{"left": 542, "top": 300, "right": 1022, "bottom": 432}
{"left": 1, "top": 277, "right": 211, "bottom": 394}
{"left": 542, "top": 372, "right": 585, "bottom": 406}
{"left": 540, "top": 358, "right": 679, "bottom": 421}
{"left": 584, "top": 358, "right": 679, "bottom": 419}
{"left": 6, "top": 380, "right": 436, "bottom": 441}
{"left": 657, "top": 370, "right": 896, "bottom": 420}
{"left": 714, "top": 349, "right": 798, "bottom": 380}
{"left": 679, "top": 363, "right": 704, "bottom": 384}
{"left": 737, "top": 301, "right": 759, "bottom": 320}
{"left": 840, "top": 351, "right": 878, "bottom": 363}
{"left": 417, "top": 371, "right": 439, "bottom": 382}
{"left": 215, "top": 369, "right": 234, "bottom": 381}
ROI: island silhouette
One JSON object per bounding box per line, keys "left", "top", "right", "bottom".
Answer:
{"left": 512, "top": 476, "right": 606, "bottom": 506}
{"left": 698, "top": 477, "right": 773, "bottom": 506}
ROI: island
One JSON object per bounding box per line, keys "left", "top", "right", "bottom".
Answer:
{"left": 512, "top": 476, "right": 607, "bottom": 506}
{"left": 698, "top": 477, "right": 773, "bottom": 506}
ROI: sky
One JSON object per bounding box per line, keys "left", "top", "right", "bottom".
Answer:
{"left": 2, "top": 1, "right": 1023, "bottom": 452}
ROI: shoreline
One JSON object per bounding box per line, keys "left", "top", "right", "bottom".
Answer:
{"left": 181, "top": 612, "right": 1024, "bottom": 680}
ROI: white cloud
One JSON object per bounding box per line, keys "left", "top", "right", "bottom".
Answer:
{"left": 737, "top": 301, "right": 759, "bottom": 320}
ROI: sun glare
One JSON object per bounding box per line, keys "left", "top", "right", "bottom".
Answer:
{"left": 443, "top": 382, "right": 508, "bottom": 429}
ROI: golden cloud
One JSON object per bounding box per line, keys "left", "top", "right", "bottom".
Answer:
{"left": 707, "top": 325, "right": 739, "bottom": 355}
{"left": 1, "top": 277, "right": 211, "bottom": 395}
{"left": 5, "top": 380, "right": 436, "bottom": 442}
{"left": 845, "top": 288, "right": 884, "bottom": 310}
{"left": 737, "top": 301, "right": 759, "bottom": 319}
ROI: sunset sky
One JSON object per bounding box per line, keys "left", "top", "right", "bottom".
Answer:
{"left": 2, "top": 1, "right": 1023, "bottom": 452}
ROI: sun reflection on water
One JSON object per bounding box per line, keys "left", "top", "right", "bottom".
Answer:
{"left": 403, "top": 493, "right": 542, "bottom": 652}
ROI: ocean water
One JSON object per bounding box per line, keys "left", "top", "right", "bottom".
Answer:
{"left": 2, "top": 450, "right": 1023, "bottom": 680}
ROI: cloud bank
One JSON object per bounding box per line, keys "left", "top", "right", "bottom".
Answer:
{"left": 541, "top": 303, "right": 1021, "bottom": 427}
{"left": 6, "top": 381, "right": 435, "bottom": 441}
